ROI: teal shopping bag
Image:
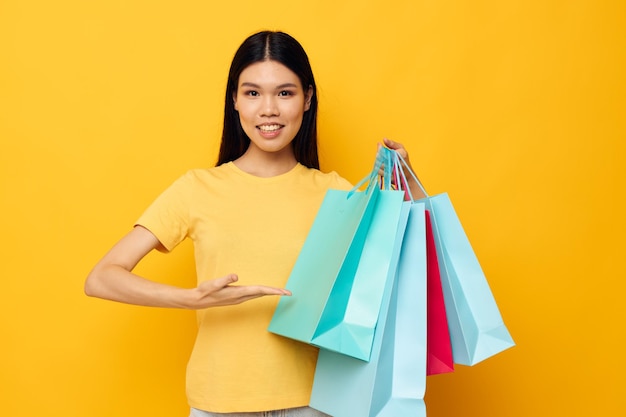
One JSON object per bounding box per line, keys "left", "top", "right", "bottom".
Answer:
{"left": 267, "top": 184, "right": 380, "bottom": 344}
{"left": 311, "top": 189, "right": 409, "bottom": 361}
{"left": 392, "top": 150, "right": 515, "bottom": 366}
{"left": 269, "top": 147, "right": 401, "bottom": 357}
{"left": 310, "top": 202, "right": 427, "bottom": 417}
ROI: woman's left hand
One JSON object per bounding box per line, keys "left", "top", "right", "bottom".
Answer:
{"left": 382, "top": 137, "right": 411, "bottom": 163}
{"left": 380, "top": 137, "right": 426, "bottom": 200}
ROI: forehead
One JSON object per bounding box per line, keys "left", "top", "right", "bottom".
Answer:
{"left": 238, "top": 60, "right": 302, "bottom": 88}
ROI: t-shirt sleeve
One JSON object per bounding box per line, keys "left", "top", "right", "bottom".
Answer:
{"left": 135, "top": 172, "right": 193, "bottom": 252}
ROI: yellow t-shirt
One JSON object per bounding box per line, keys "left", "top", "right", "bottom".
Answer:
{"left": 136, "top": 161, "right": 351, "bottom": 412}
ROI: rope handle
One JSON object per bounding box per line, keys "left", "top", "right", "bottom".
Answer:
{"left": 347, "top": 145, "right": 426, "bottom": 201}
{"left": 388, "top": 150, "right": 428, "bottom": 202}
{"left": 347, "top": 146, "right": 395, "bottom": 197}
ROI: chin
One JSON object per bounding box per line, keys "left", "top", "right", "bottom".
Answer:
{"left": 253, "top": 140, "right": 293, "bottom": 155}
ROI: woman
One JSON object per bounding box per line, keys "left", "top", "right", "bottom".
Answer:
{"left": 85, "top": 31, "right": 422, "bottom": 417}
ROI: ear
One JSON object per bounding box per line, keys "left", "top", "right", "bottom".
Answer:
{"left": 304, "top": 85, "right": 313, "bottom": 111}
{"left": 233, "top": 91, "right": 238, "bottom": 111}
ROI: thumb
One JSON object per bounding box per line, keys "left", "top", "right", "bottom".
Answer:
{"left": 383, "top": 137, "right": 397, "bottom": 149}
{"left": 214, "top": 273, "right": 238, "bottom": 288}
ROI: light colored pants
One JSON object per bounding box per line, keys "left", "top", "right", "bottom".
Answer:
{"left": 189, "top": 406, "right": 331, "bottom": 417}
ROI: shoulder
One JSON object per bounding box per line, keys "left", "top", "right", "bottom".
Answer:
{"left": 176, "top": 163, "right": 236, "bottom": 185}
{"left": 148, "top": 166, "right": 230, "bottom": 203}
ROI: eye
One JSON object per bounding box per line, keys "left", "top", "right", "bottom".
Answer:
{"left": 243, "top": 90, "right": 259, "bottom": 97}
{"left": 278, "top": 90, "right": 294, "bottom": 97}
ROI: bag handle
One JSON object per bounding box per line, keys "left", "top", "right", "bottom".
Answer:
{"left": 347, "top": 146, "right": 395, "bottom": 197}
{"left": 386, "top": 149, "right": 429, "bottom": 202}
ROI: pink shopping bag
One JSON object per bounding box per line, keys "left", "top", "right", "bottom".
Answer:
{"left": 426, "top": 210, "right": 454, "bottom": 376}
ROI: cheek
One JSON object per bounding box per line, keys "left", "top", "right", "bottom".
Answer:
{"left": 284, "top": 101, "right": 307, "bottom": 118}
{"left": 236, "top": 103, "right": 254, "bottom": 121}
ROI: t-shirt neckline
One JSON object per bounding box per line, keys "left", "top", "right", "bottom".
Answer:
{"left": 226, "top": 161, "right": 305, "bottom": 182}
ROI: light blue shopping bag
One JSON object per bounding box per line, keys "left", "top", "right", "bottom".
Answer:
{"left": 310, "top": 202, "right": 427, "bottom": 417}
{"left": 424, "top": 194, "right": 515, "bottom": 365}
{"left": 392, "top": 150, "right": 515, "bottom": 365}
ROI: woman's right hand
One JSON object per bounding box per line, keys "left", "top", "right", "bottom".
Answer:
{"left": 187, "top": 274, "right": 291, "bottom": 309}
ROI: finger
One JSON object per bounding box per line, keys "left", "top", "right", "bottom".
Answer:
{"left": 383, "top": 137, "right": 400, "bottom": 149}
{"left": 383, "top": 137, "right": 403, "bottom": 152}
{"left": 222, "top": 284, "right": 290, "bottom": 299}
{"left": 247, "top": 285, "right": 291, "bottom": 296}
{"left": 383, "top": 138, "right": 409, "bottom": 160}
{"left": 223, "top": 285, "right": 291, "bottom": 306}
{"left": 211, "top": 273, "right": 239, "bottom": 289}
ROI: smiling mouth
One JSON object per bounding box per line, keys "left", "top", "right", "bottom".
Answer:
{"left": 257, "top": 124, "right": 283, "bottom": 133}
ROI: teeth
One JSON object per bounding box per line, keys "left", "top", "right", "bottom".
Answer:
{"left": 259, "top": 125, "right": 281, "bottom": 132}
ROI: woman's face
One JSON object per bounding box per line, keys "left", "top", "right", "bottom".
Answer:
{"left": 234, "top": 60, "right": 312, "bottom": 160}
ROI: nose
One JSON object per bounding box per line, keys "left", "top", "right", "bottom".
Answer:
{"left": 260, "top": 95, "right": 279, "bottom": 117}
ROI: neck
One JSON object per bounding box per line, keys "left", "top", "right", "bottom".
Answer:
{"left": 233, "top": 147, "right": 298, "bottom": 178}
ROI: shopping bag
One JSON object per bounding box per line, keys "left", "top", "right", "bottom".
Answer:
{"left": 311, "top": 189, "right": 409, "bottom": 360}
{"left": 267, "top": 184, "right": 378, "bottom": 344}
{"left": 310, "top": 202, "right": 427, "bottom": 417}
{"left": 386, "top": 153, "right": 453, "bottom": 373}
{"left": 393, "top": 151, "right": 515, "bottom": 366}
{"left": 425, "top": 210, "right": 455, "bottom": 375}
{"left": 425, "top": 194, "right": 515, "bottom": 365}
{"left": 269, "top": 147, "right": 408, "bottom": 361}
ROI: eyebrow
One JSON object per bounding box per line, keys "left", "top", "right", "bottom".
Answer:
{"left": 240, "top": 82, "right": 299, "bottom": 89}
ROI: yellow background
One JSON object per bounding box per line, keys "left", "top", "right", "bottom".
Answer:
{"left": 1, "top": 0, "right": 624, "bottom": 416}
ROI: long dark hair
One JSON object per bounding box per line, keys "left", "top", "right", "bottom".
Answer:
{"left": 216, "top": 31, "right": 320, "bottom": 169}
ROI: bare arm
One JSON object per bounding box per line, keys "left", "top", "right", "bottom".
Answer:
{"left": 84, "top": 226, "right": 291, "bottom": 309}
